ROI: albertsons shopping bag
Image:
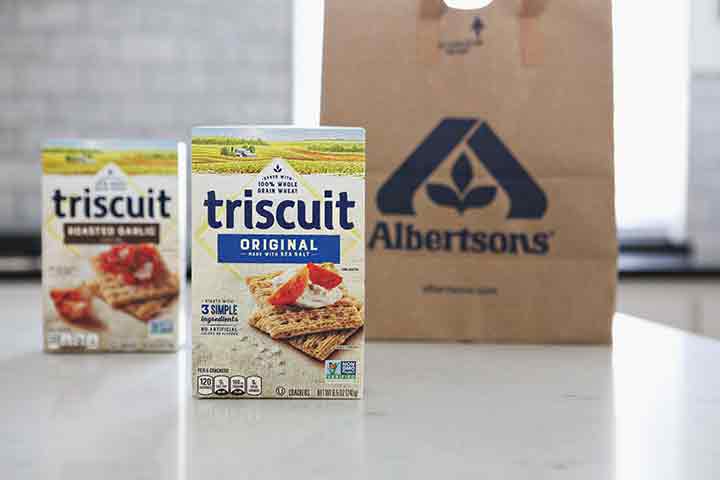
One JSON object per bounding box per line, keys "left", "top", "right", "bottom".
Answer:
{"left": 322, "top": 0, "right": 616, "bottom": 342}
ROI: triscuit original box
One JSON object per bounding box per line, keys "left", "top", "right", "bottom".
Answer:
{"left": 191, "top": 126, "right": 365, "bottom": 399}
{"left": 42, "top": 140, "right": 186, "bottom": 352}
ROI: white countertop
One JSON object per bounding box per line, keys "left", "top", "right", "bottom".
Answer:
{"left": 3, "top": 281, "right": 720, "bottom": 479}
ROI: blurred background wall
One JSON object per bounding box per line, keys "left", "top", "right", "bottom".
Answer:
{"left": 0, "top": 0, "right": 292, "bottom": 234}
{"left": 689, "top": 0, "right": 720, "bottom": 264}
{"left": 1, "top": 0, "right": 720, "bottom": 270}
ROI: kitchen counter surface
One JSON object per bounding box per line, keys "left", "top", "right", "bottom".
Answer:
{"left": 3, "top": 281, "right": 720, "bottom": 479}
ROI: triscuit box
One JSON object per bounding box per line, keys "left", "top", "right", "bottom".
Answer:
{"left": 191, "top": 126, "right": 365, "bottom": 399}
{"left": 42, "top": 140, "right": 186, "bottom": 352}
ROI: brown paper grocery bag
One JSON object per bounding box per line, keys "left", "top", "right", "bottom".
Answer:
{"left": 322, "top": 0, "right": 616, "bottom": 343}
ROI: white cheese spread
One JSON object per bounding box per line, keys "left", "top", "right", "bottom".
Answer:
{"left": 271, "top": 267, "right": 342, "bottom": 309}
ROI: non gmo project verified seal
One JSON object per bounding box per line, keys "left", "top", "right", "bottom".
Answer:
{"left": 324, "top": 360, "right": 357, "bottom": 383}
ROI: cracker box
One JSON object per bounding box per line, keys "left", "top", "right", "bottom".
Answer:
{"left": 191, "top": 126, "right": 365, "bottom": 399}
{"left": 42, "top": 140, "right": 186, "bottom": 352}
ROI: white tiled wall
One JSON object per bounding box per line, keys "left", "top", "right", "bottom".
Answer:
{"left": 0, "top": 0, "right": 292, "bottom": 233}
{"left": 688, "top": 74, "right": 720, "bottom": 264}
{"left": 688, "top": 1, "right": 720, "bottom": 265}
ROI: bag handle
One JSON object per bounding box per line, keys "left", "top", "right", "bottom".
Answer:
{"left": 519, "top": 0, "right": 549, "bottom": 18}
{"left": 419, "top": 0, "right": 549, "bottom": 19}
{"left": 418, "top": 0, "right": 549, "bottom": 66}
{"left": 519, "top": 0, "right": 549, "bottom": 66}
{"left": 419, "top": 0, "right": 448, "bottom": 19}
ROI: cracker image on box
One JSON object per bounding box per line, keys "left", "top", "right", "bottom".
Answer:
{"left": 192, "top": 126, "right": 365, "bottom": 399}
{"left": 42, "top": 140, "right": 186, "bottom": 352}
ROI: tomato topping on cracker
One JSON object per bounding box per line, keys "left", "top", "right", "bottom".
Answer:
{"left": 268, "top": 266, "right": 309, "bottom": 306}
{"left": 307, "top": 263, "right": 343, "bottom": 290}
{"left": 49, "top": 287, "right": 105, "bottom": 331}
{"left": 98, "top": 243, "right": 165, "bottom": 286}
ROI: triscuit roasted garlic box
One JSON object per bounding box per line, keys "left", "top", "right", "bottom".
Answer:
{"left": 192, "top": 126, "right": 365, "bottom": 399}
{"left": 42, "top": 140, "right": 186, "bottom": 352}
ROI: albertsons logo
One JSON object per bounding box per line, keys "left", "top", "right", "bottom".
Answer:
{"left": 370, "top": 118, "right": 553, "bottom": 256}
